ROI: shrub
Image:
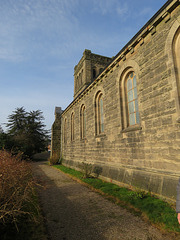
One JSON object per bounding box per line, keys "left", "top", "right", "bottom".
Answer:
{"left": 0, "top": 150, "right": 37, "bottom": 227}
{"left": 93, "top": 165, "right": 103, "bottom": 178}
{"left": 80, "top": 162, "right": 93, "bottom": 178}
{"left": 48, "top": 153, "right": 59, "bottom": 165}
{"left": 128, "top": 188, "right": 150, "bottom": 200}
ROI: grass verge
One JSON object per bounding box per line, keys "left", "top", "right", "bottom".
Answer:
{"left": 53, "top": 164, "right": 180, "bottom": 234}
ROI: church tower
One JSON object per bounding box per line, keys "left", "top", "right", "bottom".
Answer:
{"left": 74, "top": 49, "right": 112, "bottom": 99}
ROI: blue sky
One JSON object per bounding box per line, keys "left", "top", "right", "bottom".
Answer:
{"left": 0, "top": 0, "right": 167, "bottom": 131}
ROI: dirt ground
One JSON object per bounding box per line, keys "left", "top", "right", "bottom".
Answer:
{"left": 32, "top": 161, "right": 179, "bottom": 240}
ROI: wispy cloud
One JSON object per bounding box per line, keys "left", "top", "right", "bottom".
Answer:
{"left": 0, "top": 0, "right": 130, "bottom": 64}
{"left": 116, "top": 5, "right": 128, "bottom": 17}
{"left": 138, "top": 7, "right": 155, "bottom": 17}
{"left": 0, "top": 0, "right": 165, "bottom": 131}
{"left": 91, "top": 0, "right": 128, "bottom": 17}
{"left": 0, "top": 0, "right": 80, "bottom": 62}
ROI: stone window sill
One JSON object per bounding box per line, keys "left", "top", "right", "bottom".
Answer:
{"left": 95, "top": 133, "right": 106, "bottom": 138}
{"left": 121, "top": 125, "right": 142, "bottom": 133}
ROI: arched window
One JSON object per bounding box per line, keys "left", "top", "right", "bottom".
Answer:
{"left": 120, "top": 70, "right": 140, "bottom": 130}
{"left": 76, "top": 76, "right": 79, "bottom": 89}
{"left": 81, "top": 69, "right": 83, "bottom": 85}
{"left": 71, "top": 112, "right": 74, "bottom": 141}
{"left": 95, "top": 92, "right": 104, "bottom": 135}
{"left": 79, "top": 72, "right": 81, "bottom": 86}
{"left": 173, "top": 27, "right": 180, "bottom": 105}
{"left": 64, "top": 118, "right": 67, "bottom": 144}
{"left": 93, "top": 69, "right": 96, "bottom": 79}
{"left": 126, "top": 72, "right": 140, "bottom": 126}
{"left": 80, "top": 105, "right": 86, "bottom": 139}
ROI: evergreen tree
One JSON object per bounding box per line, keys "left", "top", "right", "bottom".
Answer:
{"left": 6, "top": 107, "right": 27, "bottom": 135}
{"left": 0, "top": 132, "right": 14, "bottom": 150}
{"left": 26, "top": 110, "right": 49, "bottom": 156}
{"left": 0, "top": 125, "right": 14, "bottom": 150}
{"left": 0, "top": 125, "right": 3, "bottom": 133}
{"left": 5, "top": 107, "right": 49, "bottom": 158}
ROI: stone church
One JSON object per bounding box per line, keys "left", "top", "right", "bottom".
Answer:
{"left": 51, "top": 0, "right": 180, "bottom": 201}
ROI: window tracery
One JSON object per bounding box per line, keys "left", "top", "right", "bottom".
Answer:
{"left": 126, "top": 72, "right": 140, "bottom": 126}
{"left": 80, "top": 105, "right": 86, "bottom": 139}
{"left": 64, "top": 118, "right": 67, "bottom": 144}
{"left": 120, "top": 69, "right": 141, "bottom": 131}
{"left": 95, "top": 91, "right": 104, "bottom": 135}
{"left": 71, "top": 112, "right": 75, "bottom": 141}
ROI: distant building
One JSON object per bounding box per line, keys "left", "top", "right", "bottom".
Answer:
{"left": 52, "top": 0, "right": 180, "bottom": 201}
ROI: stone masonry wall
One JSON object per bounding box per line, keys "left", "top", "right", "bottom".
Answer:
{"left": 51, "top": 111, "right": 62, "bottom": 159}
{"left": 55, "top": 0, "right": 180, "bottom": 201}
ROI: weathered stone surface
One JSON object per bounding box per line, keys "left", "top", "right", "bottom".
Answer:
{"left": 51, "top": 108, "right": 63, "bottom": 159}
{"left": 51, "top": 1, "right": 180, "bottom": 201}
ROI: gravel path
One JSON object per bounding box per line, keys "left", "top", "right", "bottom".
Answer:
{"left": 32, "top": 161, "right": 177, "bottom": 240}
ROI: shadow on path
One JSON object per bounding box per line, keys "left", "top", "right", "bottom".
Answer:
{"left": 33, "top": 162, "right": 106, "bottom": 240}
{"left": 32, "top": 162, "right": 177, "bottom": 240}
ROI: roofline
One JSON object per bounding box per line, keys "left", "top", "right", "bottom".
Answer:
{"left": 61, "top": 0, "right": 179, "bottom": 116}
{"left": 110, "top": 0, "right": 175, "bottom": 63}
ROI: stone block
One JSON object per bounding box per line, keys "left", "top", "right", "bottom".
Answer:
{"left": 131, "top": 170, "right": 150, "bottom": 190}
{"left": 109, "top": 167, "right": 119, "bottom": 181}
{"left": 123, "top": 170, "right": 133, "bottom": 186}
{"left": 101, "top": 166, "right": 110, "bottom": 177}
{"left": 161, "top": 177, "right": 179, "bottom": 199}
{"left": 162, "top": 116, "right": 172, "bottom": 125}
{"left": 148, "top": 175, "right": 163, "bottom": 194}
